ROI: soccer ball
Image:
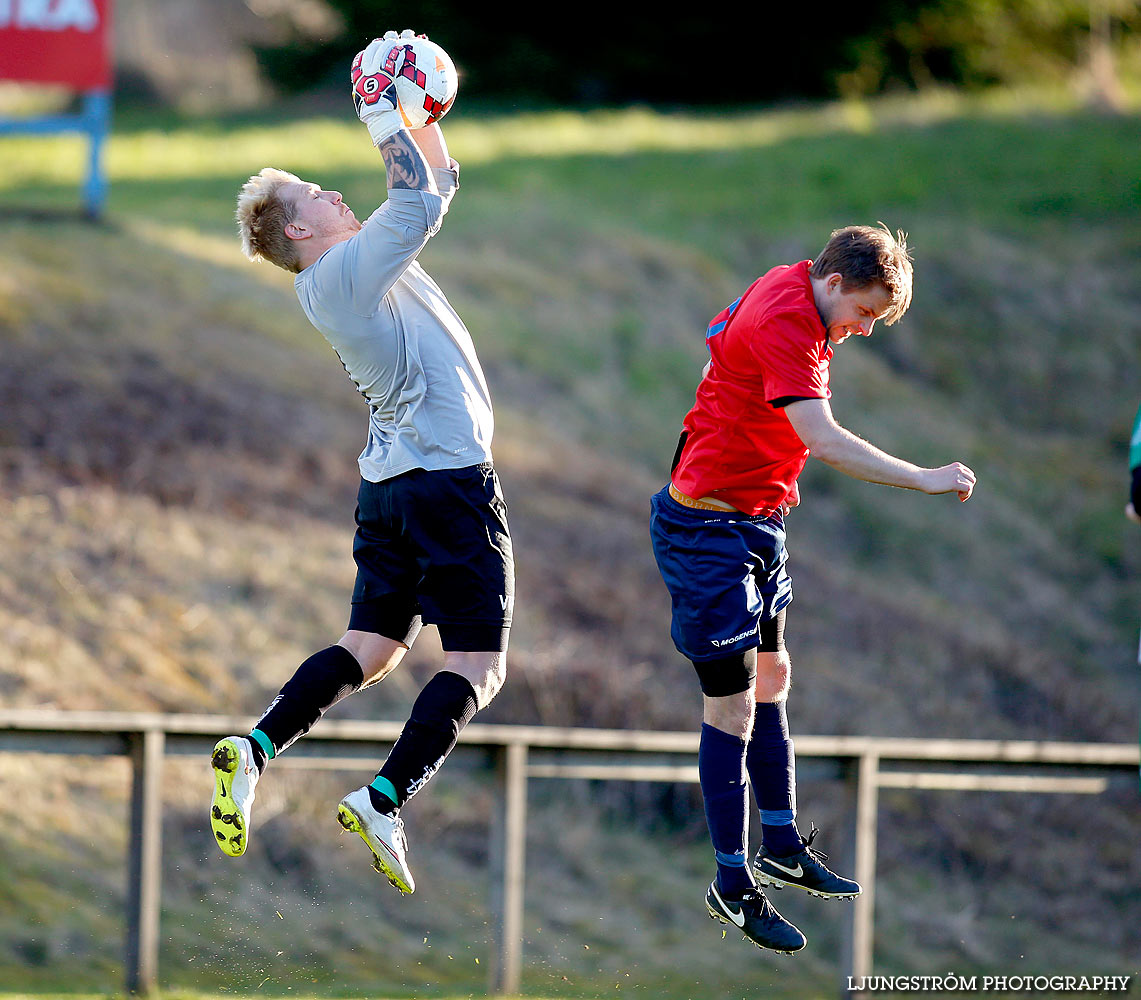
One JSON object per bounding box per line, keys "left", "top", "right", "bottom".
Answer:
{"left": 391, "top": 36, "right": 458, "bottom": 129}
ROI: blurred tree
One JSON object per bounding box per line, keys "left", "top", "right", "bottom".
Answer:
{"left": 249, "top": 0, "right": 1140, "bottom": 105}
{"left": 838, "top": 0, "right": 1139, "bottom": 99}
{"left": 251, "top": 0, "right": 909, "bottom": 105}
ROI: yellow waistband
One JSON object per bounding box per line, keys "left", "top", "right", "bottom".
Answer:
{"left": 668, "top": 482, "right": 739, "bottom": 512}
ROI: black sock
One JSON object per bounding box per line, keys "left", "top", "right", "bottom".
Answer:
{"left": 247, "top": 737, "right": 268, "bottom": 774}
{"left": 252, "top": 645, "right": 365, "bottom": 761}
{"left": 371, "top": 670, "right": 478, "bottom": 813}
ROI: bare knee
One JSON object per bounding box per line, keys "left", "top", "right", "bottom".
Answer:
{"left": 755, "top": 650, "right": 791, "bottom": 703}
{"left": 442, "top": 650, "right": 506, "bottom": 710}
{"left": 338, "top": 630, "right": 409, "bottom": 685}
{"left": 703, "top": 688, "right": 757, "bottom": 741}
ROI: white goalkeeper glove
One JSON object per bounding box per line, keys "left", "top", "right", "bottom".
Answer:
{"left": 351, "top": 30, "right": 417, "bottom": 146}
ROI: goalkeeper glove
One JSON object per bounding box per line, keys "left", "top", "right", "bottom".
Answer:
{"left": 351, "top": 30, "right": 416, "bottom": 146}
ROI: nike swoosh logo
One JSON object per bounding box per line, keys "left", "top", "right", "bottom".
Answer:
{"left": 713, "top": 886, "right": 746, "bottom": 927}
{"left": 766, "top": 858, "right": 804, "bottom": 878}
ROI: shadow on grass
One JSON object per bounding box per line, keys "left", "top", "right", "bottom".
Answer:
{"left": 0, "top": 204, "right": 123, "bottom": 228}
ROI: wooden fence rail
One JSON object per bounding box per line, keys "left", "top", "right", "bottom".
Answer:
{"left": 0, "top": 710, "right": 1135, "bottom": 996}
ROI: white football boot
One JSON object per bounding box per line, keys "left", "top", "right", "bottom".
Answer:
{"left": 337, "top": 786, "right": 415, "bottom": 895}
{"left": 209, "top": 736, "right": 260, "bottom": 857}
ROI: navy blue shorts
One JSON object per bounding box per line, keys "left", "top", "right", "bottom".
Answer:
{"left": 349, "top": 463, "right": 514, "bottom": 652}
{"left": 649, "top": 485, "right": 792, "bottom": 664}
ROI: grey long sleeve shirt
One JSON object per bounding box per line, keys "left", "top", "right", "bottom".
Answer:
{"left": 294, "top": 161, "right": 495, "bottom": 484}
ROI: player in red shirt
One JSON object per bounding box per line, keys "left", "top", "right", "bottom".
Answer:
{"left": 650, "top": 224, "right": 976, "bottom": 954}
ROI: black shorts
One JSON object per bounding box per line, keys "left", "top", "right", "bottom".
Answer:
{"left": 348, "top": 463, "right": 514, "bottom": 652}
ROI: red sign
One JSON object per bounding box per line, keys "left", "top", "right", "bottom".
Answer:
{"left": 0, "top": 0, "right": 112, "bottom": 89}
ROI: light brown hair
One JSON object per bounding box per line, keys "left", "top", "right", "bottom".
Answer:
{"left": 810, "top": 223, "right": 914, "bottom": 325}
{"left": 236, "top": 168, "right": 303, "bottom": 273}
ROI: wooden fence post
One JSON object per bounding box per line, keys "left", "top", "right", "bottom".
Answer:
{"left": 488, "top": 741, "right": 528, "bottom": 995}
{"left": 849, "top": 751, "right": 880, "bottom": 990}
{"left": 125, "top": 728, "right": 164, "bottom": 995}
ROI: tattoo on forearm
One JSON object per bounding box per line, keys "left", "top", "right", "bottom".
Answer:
{"left": 377, "top": 131, "right": 433, "bottom": 191}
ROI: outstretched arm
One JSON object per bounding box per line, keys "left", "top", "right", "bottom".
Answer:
{"left": 352, "top": 33, "right": 439, "bottom": 194}
{"left": 375, "top": 129, "right": 437, "bottom": 192}
{"left": 409, "top": 122, "right": 451, "bottom": 172}
{"left": 335, "top": 127, "right": 446, "bottom": 311}
{"left": 785, "top": 397, "right": 976, "bottom": 501}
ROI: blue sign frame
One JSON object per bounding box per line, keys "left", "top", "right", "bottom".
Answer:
{"left": 0, "top": 89, "right": 111, "bottom": 217}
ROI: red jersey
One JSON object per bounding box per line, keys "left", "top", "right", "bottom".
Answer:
{"left": 672, "top": 260, "right": 831, "bottom": 517}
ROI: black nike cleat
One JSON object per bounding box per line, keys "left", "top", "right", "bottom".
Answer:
{"left": 705, "top": 881, "right": 806, "bottom": 954}
{"left": 753, "top": 824, "right": 861, "bottom": 900}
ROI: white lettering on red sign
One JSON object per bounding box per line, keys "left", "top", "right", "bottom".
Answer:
{"left": 0, "top": 0, "right": 99, "bottom": 31}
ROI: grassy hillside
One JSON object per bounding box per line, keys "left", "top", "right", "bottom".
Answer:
{"left": 0, "top": 90, "right": 1139, "bottom": 995}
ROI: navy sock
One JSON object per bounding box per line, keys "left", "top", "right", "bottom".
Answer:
{"left": 372, "top": 671, "right": 479, "bottom": 813}
{"left": 746, "top": 700, "right": 803, "bottom": 856}
{"left": 251, "top": 645, "right": 365, "bottom": 764}
{"left": 698, "top": 723, "right": 754, "bottom": 899}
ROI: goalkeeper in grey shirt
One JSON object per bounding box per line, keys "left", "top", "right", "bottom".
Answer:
{"left": 214, "top": 31, "right": 513, "bottom": 896}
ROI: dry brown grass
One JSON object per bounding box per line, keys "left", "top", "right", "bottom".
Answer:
{"left": 1, "top": 104, "right": 1139, "bottom": 988}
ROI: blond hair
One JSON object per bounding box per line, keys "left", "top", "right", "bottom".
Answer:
{"left": 236, "top": 167, "right": 303, "bottom": 273}
{"left": 810, "top": 223, "right": 914, "bottom": 325}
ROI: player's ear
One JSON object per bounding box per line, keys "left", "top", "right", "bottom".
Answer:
{"left": 826, "top": 272, "right": 844, "bottom": 293}
{"left": 284, "top": 221, "right": 310, "bottom": 241}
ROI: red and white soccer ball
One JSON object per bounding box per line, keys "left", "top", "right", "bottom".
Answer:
{"left": 390, "top": 36, "right": 458, "bottom": 129}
